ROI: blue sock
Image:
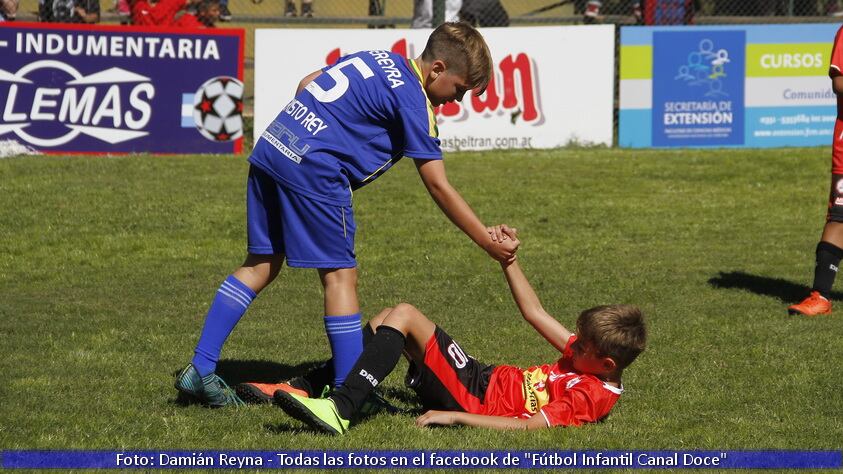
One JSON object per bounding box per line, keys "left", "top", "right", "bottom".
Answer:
{"left": 323, "top": 313, "right": 363, "bottom": 387}
{"left": 192, "top": 275, "right": 256, "bottom": 377}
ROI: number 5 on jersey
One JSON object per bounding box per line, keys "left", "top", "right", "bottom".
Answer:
{"left": 306, "top": 57, "right": 375, "bottom": 103}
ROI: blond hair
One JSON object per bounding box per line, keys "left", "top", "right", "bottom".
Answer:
{"left": 420, "top": 22, "right": 493, "bottom": 95}
{"left": 576, "top": 305, "right": 646, "bottom": 370}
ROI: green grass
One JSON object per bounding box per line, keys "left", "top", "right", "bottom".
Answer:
{"left": 1, "top": 147, "right": 842, "bottom": 454}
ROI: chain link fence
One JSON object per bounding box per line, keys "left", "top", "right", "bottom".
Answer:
{"left": 182, "top": 0, "right": 843, "bottom": 26}
{"left": 7, "top": 0, "right": 843, "bottom": 24}
{"left": 210, "top": 0, "right": 843, "bottom": 26}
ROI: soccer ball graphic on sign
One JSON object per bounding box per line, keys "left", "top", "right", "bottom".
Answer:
{"left": 193, "top": 76, "right": 244, "bottom": 142}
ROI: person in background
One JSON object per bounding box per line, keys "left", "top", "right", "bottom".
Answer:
{"left": 412, "top": 0, "right": 460, "bottom": 28}
{"left": 459, "top": 0, "right": 508, "bottom": 27}
{"left": 174, "top": 0, "right": 219, "bottom": 27}
{"left": 0, "top": 0, "right": 18, "bottom": 21}
{"left": 115, "top": 0, "right": 132, "bottom": 24}
{"left": 216, "top": 0, "right": 229, "bottom": 21}
{"left": 39, "top": 0, "right": 99, "bottom": 23}
{"left": 131, "top": 0, "right": 188, "bottom": 26}
{"left": 284, "top": 0, "right": 312, "bottom": 17}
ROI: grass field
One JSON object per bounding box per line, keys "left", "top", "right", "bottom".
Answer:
{"left": 1, "top": 147, "right": 842, "bottom": 456}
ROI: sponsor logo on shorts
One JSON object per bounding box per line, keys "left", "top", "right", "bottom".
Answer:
{"left": 359, "top": 369, "right": 379, "bottom": 387}
{"left": 836, "top": 179, "right": 843, "bottom": 194}
{"left": 834, "top": 197, "right": 843, "bottom": 206}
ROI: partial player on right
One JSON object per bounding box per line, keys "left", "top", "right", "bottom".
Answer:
{"left": 788, "top": 24, "right": 843, "bottom": 317}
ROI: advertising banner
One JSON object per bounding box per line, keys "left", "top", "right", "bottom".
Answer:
{"left": 254, "top": 26, "right": 615, "bottom": 151}
{"left": 0, "top": 22, "right": 244, "bottom": 154}
{"left": 620, "top": 24, "right": 839, "bottom": 148}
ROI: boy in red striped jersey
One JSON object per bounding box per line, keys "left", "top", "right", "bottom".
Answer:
{"left": 271, "top": 226, "right": 647, "bottom": 434}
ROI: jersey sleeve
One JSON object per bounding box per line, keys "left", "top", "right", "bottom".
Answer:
{"left": 398, "top": 106, "right": 442, "bottom": 160}
{"left": 563, "top": 334, "right": 577, "bottom": 359}
{"left": 830, "top": 25, "right": 843, "bottom": 78}
{"left": 538, "top": 383, "right": 612, "bottom": 427}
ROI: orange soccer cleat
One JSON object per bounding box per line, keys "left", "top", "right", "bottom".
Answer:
{"left": 787, "top": 291, "right": 832, "bottom": 316}
{"left": 235, "top": 382, "right": 309, "bottom": 404}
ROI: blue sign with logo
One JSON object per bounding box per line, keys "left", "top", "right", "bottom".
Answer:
{"left": 0, "top": 23, "right": 244, "bottom": 154}
{"left": 652, "top": 30, "right": 746, "bottom": 146}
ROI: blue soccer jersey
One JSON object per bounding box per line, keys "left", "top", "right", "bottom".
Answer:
{"left": 249, "top": 50, "right": 442, "bottom": 207}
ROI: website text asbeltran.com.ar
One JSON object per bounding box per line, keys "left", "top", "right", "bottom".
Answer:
{"left": 441, "top": 135, "right": 534, "bottom": 151}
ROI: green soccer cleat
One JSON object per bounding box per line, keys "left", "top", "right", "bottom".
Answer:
{"left": 273, "top": 390, "right": 349, "bottom": 435}
{"left": 174, "top": 363, "right": 245, "bottom": 408}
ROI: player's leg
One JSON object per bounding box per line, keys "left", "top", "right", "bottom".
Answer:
{"left": 273, "top": 304, "right": 434, "bottom": 434}
{"left": 237, "top": 308, "right": 392, "bottom": 404}
{"left": 175, "top": 166, "right": 286, "bottom": 406}
{"left": 319, "top": 267, "right": 365, "bottom": 387}
{"left": 789, "top": 174, "right": 843, "bottom": 316}
{"left": 267, "top": 183, "right": 363, "bottom": 387}
{"left": 400, "top": 310, "right": 494, "bottom": 415}
{"left": 237, "top": 267, "right": 364, "bottom": 404}
{"left": 292, "top": 306, "right": 390, "bottom": 397}
{"left": 190, "top": 253, "right": 284, "bottom": 377}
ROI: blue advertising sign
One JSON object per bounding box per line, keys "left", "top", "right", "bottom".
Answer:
{"left": 620, "top": 24, "right": 840, "bottom": 149}
{"left": 0, "top": 22, "right": 244, "bottom": 154}
{"left": 652, "top": 30, "right": 746, "bottom": 146}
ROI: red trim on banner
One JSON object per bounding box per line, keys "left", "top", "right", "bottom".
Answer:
{"left": 0, "top": 21, "right": 245, "bottom": 38}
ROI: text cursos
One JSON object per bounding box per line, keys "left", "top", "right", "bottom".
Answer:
{"left": 760, "top": 53, "right": 824, "bottom": 69}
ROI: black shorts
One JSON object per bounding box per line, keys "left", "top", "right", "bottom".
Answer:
{"left": 404, "top": 326, "right": 496, "bottom": 413}
{"left": 828, "top": 174, "right": 843, "bottom": 223}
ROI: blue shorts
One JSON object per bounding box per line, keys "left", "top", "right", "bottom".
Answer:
{"left": 246, "top": 165, "right": 356, "bottom": 268}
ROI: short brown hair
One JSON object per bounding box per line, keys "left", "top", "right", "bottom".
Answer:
{"left": 420, "top": 22, "right": 493, "bottom": 95}
{"left": 576, "top": 305, "right": 646, "bottom": 370}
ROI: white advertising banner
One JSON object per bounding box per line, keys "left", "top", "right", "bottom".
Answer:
{"left": 254, "top": 26, "right": 615, "bottom": 151}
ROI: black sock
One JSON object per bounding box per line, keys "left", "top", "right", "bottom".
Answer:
{"left": 331, "top": 325, "right": 405, "bottom": 420}
{"left": 812, "top": 241, "right": 843, "bottom": 298}
{"left": 362, "top": 323, "right": 375, "bottom": 346}
{"left": 290, "top": 324, "right": 376, "bottom": 397}
{"left": 289, "top": 361, "right": 332, "bottom": 397}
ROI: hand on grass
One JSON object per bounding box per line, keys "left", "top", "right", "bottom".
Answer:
{"left": 415, "top": 410, "right": 458, "bottom": 427}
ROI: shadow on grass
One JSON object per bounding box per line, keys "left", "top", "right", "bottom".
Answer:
{"left": 170, "top": 359, "right": 325, "bottom": 407}
{"left": 216, "top": 359, "right": 325, "bottom": 386}
{"left": 171, "top": 359, "right": 424, "bottom": 412}
{"left": 707, "top": 271, "right": 843, "bottom": 303}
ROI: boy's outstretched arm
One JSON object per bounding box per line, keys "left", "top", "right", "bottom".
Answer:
{"left": 414, "top": 159, "right": 517, "bottom": 262}
{"left": 416, "top": 410, "right": 548, "bottom": 430}
{"left": 499, "top": 227, "right": 572, "bottom": 353}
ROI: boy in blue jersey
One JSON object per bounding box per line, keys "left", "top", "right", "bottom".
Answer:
{"left": 174, "top": 22, "right": 518, "bottom": 407}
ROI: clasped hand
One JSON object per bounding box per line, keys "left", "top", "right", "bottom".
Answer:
{"left": 484, "top": 224, "right": 519, "bottom": 263}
